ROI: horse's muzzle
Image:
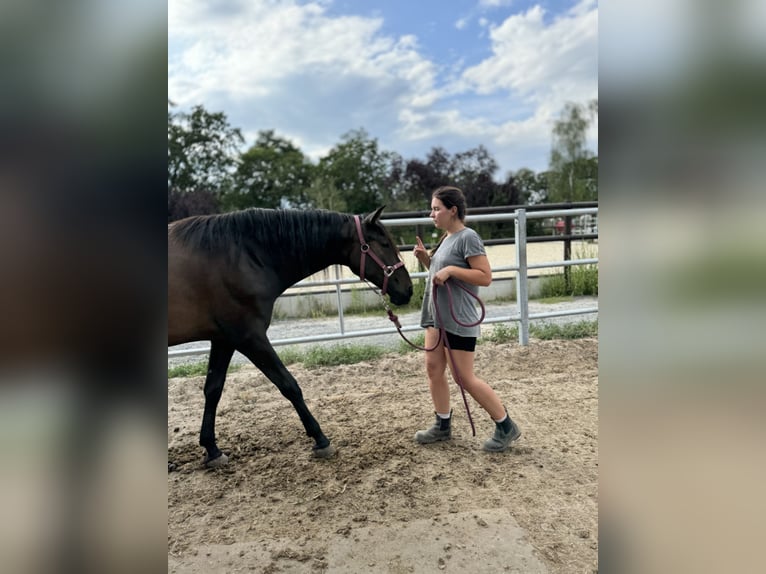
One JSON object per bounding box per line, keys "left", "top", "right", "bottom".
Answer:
{"left": 390, "top": 284, "right": 413, "bottom": 306}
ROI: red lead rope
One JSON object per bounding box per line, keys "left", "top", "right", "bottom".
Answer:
{"left": 385, "top": 281, "right": 486, "bottom": 436}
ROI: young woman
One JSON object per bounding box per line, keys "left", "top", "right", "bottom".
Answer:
{"left": 412, "top": 186, "right": 521, "bottom": 452}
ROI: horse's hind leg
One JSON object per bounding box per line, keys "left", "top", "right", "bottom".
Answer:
{"left": 238, "top": 337, "right": 334, "bottom": 458}
{"left": 199, "top": 340, "right": 235, "bottom": 467}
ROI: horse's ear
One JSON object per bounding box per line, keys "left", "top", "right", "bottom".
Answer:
{"left": 364, "top": 205, "right": 386, "bottom": 224}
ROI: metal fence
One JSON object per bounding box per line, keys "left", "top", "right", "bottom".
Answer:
{"left": 168, "top": 206, "right": 598, "bottom": 359}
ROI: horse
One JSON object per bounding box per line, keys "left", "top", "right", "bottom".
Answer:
{"left": 168, "top": 205, "right": 413, "bottom": 467}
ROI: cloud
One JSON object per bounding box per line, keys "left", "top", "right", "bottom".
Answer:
{"left": 169, "top": 0, "right": 438, "bottom": 151}
{"left": 169, "top": 1, "right": 436, "bottom": 103}
{"left": 461, "top": 0, "right": 597, "bottom": 103}
{"left": 169, "top": 0, "right": 597, "bottom": 175}
{"left": 394, "top": 0, "right": 597, "bottom": 173}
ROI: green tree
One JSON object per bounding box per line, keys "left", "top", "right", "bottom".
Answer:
{"left": 547, "top": 100, "right": 598, "bottom": 203}
{"left": 167, "top": 102, "right": 243, "bottom": 194}
{"left": 304, "top": 176, "right": 347, "bottom": 212}
{"left": 403, "top": 145, "right": 502, "bottom": 210}
{"left": 402, "top": 147, "right": 453, "bottom": 207}
{"left": 223, "top": 130, "right": 314, "bottom": 210}
{"left": 316, "top": 129, "right": 401, "bottom": 214}
{"left": 450, "top": 145, "right": 499, "bottom": 206}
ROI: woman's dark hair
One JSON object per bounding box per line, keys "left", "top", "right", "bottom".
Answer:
{"left": 432, "top": 186, "right": 467, "bottom": 221}
{"left": 430, "top": 186, "right": 468, "bottom": 256}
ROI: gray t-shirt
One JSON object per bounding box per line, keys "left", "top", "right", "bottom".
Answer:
{"left": 420, "top": 227, "right": 486, "bottom": 337}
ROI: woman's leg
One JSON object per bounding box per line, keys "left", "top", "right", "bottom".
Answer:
{"left": 424, "top": 327, "right": 450, "bottom": 413}
{"left": 446, "top": 349, "right": 506, "bottom": 420}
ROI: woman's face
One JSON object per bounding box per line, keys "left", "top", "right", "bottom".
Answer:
{"left": 430, "top": 197, "right": 455, "bottom": 230}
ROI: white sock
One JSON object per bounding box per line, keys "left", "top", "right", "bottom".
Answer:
{"left": 494, "top": 414, "right": 508, "bottom": 424}
{"left": 437, "top": 411, "right": 451, "bottom": 419}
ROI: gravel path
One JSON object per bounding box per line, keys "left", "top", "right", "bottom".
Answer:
{"left": 168, "top": 296, "right": 598, "bottom": 368}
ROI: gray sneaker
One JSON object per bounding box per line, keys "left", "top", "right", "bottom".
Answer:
{"left": 483, "top": 417, "right": 521, "bottom": 452}
{"left": 414, "top": 412, "right": 452, "bottom": 444}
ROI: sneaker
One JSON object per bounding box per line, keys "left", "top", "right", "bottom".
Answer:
{"left": 414, "top": 412, "right": 452, "bottom": 444}
{"left": 483, "top": 417, "right": 521, "bottom": 452}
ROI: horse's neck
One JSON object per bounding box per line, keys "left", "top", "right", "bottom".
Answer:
{"left": 273, "top": 216, "right": 353, "bottom": 288}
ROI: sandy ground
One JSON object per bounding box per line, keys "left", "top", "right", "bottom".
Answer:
{"left": 168, "top": 337, "right": 598, "bottom": 573}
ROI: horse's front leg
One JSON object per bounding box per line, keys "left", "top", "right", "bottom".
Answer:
{"left": 199, "top": 340, "right": 235, "bottom": 467}
{"left": 238, "top": 336, "right": 334, "bottom": 458}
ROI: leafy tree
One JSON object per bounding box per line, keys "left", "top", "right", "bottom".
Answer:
{"left": 167, "top": 102, "right": 243, "bottom": 195}
{"left": 547, "top": 100, "right": 598, "bottom": 203}
{"left": 316, "top": 129, "right": 401, "bottom": 214}
{"left": 402, "top": 147, "right": 453, "bottom": 208}
{"left": 168, "top": 188, "right": 219, "bottom": 222}
{"left": 304, "top": 176, "right": 347, "bottom": 212}
{"left": 513, "top": 168, "right": 550, "bottom": 205}
{"left": 403, "top": 145, "right": 502, "bottom": 209}
{"left": 223, "top": 130, "right": 314, "bottom": 210}
{"left": 450, "top": 145, "right": 499, "bottom": 205}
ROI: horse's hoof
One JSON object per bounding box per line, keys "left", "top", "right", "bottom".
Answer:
{"left": 312, "top": 445, "right": 336, "bottom": 459}
{"left": 204, "top": 452, "right": 229, "bottom": 468}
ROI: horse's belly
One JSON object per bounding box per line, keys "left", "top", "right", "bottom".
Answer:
{"left": 167, "top": 253, "right": 217, "bottom": 345}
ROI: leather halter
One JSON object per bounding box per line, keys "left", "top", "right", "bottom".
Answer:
{"left": 354, "top": 215, "right": 404, "bottom": 296}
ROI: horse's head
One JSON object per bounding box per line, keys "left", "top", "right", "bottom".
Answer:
{"left": 351, "top": 206, "right": 413, "bottom": 306}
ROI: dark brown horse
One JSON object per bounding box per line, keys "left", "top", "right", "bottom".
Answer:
{"left": 168, "top": 206, "right": 412, "bottom": 466}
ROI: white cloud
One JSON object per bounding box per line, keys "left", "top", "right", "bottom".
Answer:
{"left": 169, "top": 0, "right": 437, "bottom": 110}
{"left": 169, "top": 0, "right": 597, "bottom": 175}
{"left": 461, "top": 0, "right": 597, "bottom": 102}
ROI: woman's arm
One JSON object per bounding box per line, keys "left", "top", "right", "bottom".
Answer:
{"left": 433, "top": 254, "right": 492, "bottom": 287}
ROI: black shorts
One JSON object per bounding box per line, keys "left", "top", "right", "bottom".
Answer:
{"left": 444, "top": 331, "right": 477, "bottom": 352}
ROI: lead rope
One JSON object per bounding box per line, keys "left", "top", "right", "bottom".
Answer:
{"left": 371, "top": 279, "right": 485, "bottom": 436}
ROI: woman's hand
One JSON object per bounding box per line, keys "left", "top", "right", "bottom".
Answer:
{"left": 413, "top": 236, "right": 430, "bottom": 268}
{"left": 433, "top": 266, "right": 452, "bottom": 285}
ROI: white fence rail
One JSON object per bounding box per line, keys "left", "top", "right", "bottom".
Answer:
{"left": 168, "top": 207, "right": 598, "bottom": 359}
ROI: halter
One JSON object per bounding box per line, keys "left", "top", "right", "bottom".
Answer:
{"left": 354, "top": 215, "right": 405, "bottom": 296}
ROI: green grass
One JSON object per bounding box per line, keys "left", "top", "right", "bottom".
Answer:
{"left": 278, "top": 344, "right": 388, "bottom": 368}
{"left": 533, "top": 295, "right": 574, "bottom": 304}
{"left": 480, "top": 322, "right": 518, "bottom": 344}
{"left": 530, "top": 320, "right": 598, "bottom": 339}
{"left": 171, "top": 320, "right": 598, "bottom": 375}
{"left": 537, "top": 246, "right": 598, "bottom": 298}
{"left": 397, "top": 332, "right": 425, "bottom": 354}
{"left": 168, "top": 362, "right": 242, "bottom": 378}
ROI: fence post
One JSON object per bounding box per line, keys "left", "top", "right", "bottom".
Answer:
{"left": 515, "top": 209, "right": 529, "bottom": 345}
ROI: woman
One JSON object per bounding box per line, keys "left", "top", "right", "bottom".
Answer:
{"left": 412, "top": 186, "right": 521, "bottom": 452}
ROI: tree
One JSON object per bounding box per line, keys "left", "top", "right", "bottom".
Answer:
{"left": 403, "top": 145, "right": 502, "bottom": 210}
{"left": 223, "top": 130, "right": 314, "bottom": 210}
{"left": 547, "top": 100, "right": 598, "bottom": 203}
{"left": 167, "top": 102, "right": 244, "bottom": 195}
{"left": 450, "top": 145, "right": 499, "bottom": 206}
{"left": 512, "top": 168, "right": 549, "bottom": 205}
{"left": 315, "top": 129, "right": 401, "bottom": 214}
{"left": 402, "top": 147, "right": 453, "bottom": 208}
{"left": 168, "top": 188, "right": 219, "bottom": 222}
{"left": 304, "top": 176, "right": 347, "bottom": 212}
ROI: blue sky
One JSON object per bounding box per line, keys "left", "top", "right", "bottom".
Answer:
{"left": 168, "top": 0, "right": 597, "bottom": 178}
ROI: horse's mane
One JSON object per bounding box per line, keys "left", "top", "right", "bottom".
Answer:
{"left": 170, "top": 209, "right": 351, "bottom": 261}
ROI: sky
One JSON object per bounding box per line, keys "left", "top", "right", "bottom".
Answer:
{"left": 168, "top": 0, "right": 598, "bottom": 179}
